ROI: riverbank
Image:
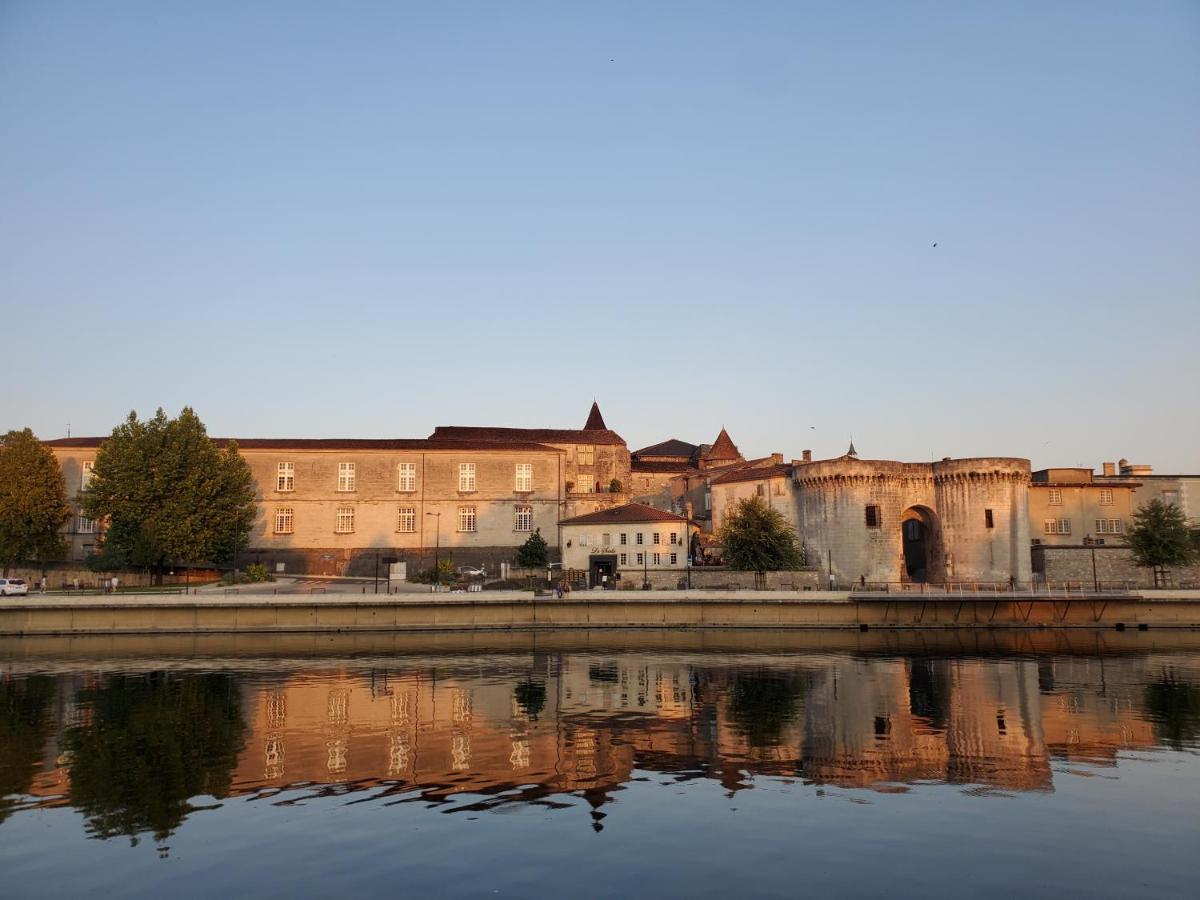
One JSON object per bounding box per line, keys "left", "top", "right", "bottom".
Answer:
{"left": 2, "top": 589, "right": 1199, "bottom": 634}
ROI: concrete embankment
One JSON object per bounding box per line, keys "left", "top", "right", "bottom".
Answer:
{"left": 1, "top": 589, "right": 1199, "bottom": 635}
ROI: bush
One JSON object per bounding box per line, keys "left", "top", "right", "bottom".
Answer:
{"left": 516, "top": 530, "right": 549, "bottom": 568}
{"left": 609, "top": 478, "right": 624, "bottom": 494}
{"left": 245, "top": 563, "right": 273, "bottom": 583}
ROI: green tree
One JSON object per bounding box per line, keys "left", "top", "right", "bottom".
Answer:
{"left": 716, "top": 495, "right": 803, "bottom": 573}
{"left": 1127, "top": 499, "right": 1197, "bottom": 587}
{"left": 0, "top": 429, "right": 71, "bottom": 574}
{"left": 81, "top": 408, "right": 256, "bottom": 580}
{"left": 516, "top": 528, "right": 549, "bottom": 568}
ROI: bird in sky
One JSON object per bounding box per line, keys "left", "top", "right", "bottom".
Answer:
{"left": 932, "top": 242, "right": 938, "bottom": 247}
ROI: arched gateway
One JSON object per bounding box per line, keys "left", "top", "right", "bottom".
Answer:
{"left": 900, "top": 506, "right": 942, "bottom": 583}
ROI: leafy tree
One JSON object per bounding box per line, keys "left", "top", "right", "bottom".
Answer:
{"left": 716, "top": 495, "right": 802, "bottom": 572}
{"left": 0, "top": 429, "right": 71, "bottom": 574}
{"left": 609, "top": 478, "right": 624, "bottom": 494}
{"left": 1127, "top": 499, "right": 1197, "bottom": 587}
{"left": 516, "top": 529, "right": 549, "bottom": 568}
{"left": 81, "top": 408, "right": 256, "bottom": 580}
{"left": 63, "top": 673, "right": 247, "bottom": 842}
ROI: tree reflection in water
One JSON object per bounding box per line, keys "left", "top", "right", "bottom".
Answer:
{"left": 64, "top": 673, "right": 246, "bottom": 843}
{"left": 1144, "top": 669, "right": 1200, "bottom": 751}
{"left": 725, "top": 670, "right": 808, "bottom": 748}
{"left": 0, "top": 676, "right": 56, "bottom": 824}
{"left": 514, "top": 680, "right": 547, "bottom": 721}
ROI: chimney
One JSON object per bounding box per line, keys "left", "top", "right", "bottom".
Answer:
{"left": 1118, "top": 458, "right": 1129, "bottom": 475}
{"left": 1102, "top": 462, "right": 1116, "bottom": 477}
{"left": 771, "top": 453, "right": 784, "bottom": 464}
{"left": 802, "top": 449, "right": 812, "bottom": 461}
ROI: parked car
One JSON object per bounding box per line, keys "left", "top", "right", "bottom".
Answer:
{"left": 0, "top": 578, "right": 29, "bottom": 596}
{"left": 455, "top": 565, "right": 487, "bottom": 578}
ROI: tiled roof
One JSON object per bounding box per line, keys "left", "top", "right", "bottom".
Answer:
{"left": 632, "top": 460, "right": 698, "bottom": 474}
{"left": 429, "top": 425, "right": 626, "bottom": 446}
{"left": 711, "top": 463, "right": 794, "bottom": 485}
{"left": 583, "top": 402, "right": 608, "bottom": 431}
{"left": 633, "top": 438, "right": 699, "bottom": 459}
{"left": 703, "top": 427, "right": 740, "bottom": 460}
{"left": 44, "top": 436, "right": 564, "bottom": 453}
{"left": 559, "top": 502, "right": 691, "bottom": 526}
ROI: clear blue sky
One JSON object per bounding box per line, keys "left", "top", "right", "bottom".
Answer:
{"left": 2, "top": 2, "right": 1197, "bottom": 471}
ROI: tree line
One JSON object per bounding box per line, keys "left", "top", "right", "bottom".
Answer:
{"left": 0, "top": 408, "right": 255, "bottom": 579}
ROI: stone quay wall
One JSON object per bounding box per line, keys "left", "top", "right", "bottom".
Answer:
{"left": 1034, "top": 545, "right": 1200, "bottom": 589}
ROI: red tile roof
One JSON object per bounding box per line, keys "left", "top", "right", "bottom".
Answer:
{"left": 429, "top": 426, "right": 626, "bottom": 446}
{"left": 44, "top": 436, "right": 564, "bottom": 453}
{"left": 559, "top": 502, "right": 691, "bottom": 526}
{"left": 633, "top": 438, "right": 699, "bottom": 459}
{"left": 711, "top": 463, "right": 794, "bottom": 485}
{"left": 703, "top": 427, "right": 740, "bottom": 461}
{"left": 583, "top": 401, "right": 608, "bottom": 430}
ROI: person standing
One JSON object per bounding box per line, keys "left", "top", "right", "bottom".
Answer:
{"left": 110, "top": 575, "right": 119, "bottom": 594}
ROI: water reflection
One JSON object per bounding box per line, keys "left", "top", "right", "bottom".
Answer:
{"left": 2, "top": 632, "right": 1199, "bottom": 843}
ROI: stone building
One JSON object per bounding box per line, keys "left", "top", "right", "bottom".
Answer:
{"left": 1095, "top": 458, "right": 1200, "bottom": 527}
{"left": 558, "top": 503, "right": 697, "bottom": 587}
{"left": 44, "top": 403, "right": 632, "bottom": 577}
{"left": 1028, "top": 467, "right": 1141, "bottom": 547}
{"left": 710, "top": 446, "right": 1032, "bottom": 587}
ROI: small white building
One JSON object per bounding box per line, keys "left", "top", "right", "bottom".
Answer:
{"left": 559, "top": 503, "right": 697, "bottom": 587}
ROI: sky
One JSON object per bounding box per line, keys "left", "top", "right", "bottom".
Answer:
{"left": 2, "top": 1, "right": 1197, "bottom": 472}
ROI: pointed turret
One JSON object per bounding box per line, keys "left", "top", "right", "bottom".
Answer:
{"left": 704, "top": 427, "right": 741, "bottom": 462}
{"left": 846, "top": 439, "right": 858, "bottom": 458}
{"left": 583, "top": 401, "right": 607, "bottom": 431}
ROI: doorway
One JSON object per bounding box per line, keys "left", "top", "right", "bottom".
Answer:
{"left": 589, "top": 554, "right": 618, "bottom": 589}
{"left": 901, "top": 507, "right": 940, "bottom": 583}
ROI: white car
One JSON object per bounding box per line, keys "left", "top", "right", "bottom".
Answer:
{"left": 455, "top": 565, "right": 487, "bottom": 578}
{"left": 0, "top": 578, "right": 29, "bottom": 596}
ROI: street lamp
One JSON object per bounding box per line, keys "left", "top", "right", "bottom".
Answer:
{"left": 426, "top": 511, "right": 441, "bottom": 587}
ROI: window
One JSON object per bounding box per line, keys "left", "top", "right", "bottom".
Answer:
{"left": 865, "top": 505, "right": 880, "bottom": 527}
{"left": 514, "top": 506, "right": 532, "bottom": 532}
{"left": 653, "top": 532, "right": 661, "bottom": 545}
{"left": 704, "top": 490, "right": 711, "bottom": 511}
{"left": 335, "top": 507, "right": 354, "bottom": 533}
{"left": 1048, "top": 489, "right": 1062, "bottom": 506}
{"left": 579, "top": 533, "right": 590, "bottom": 547}
{"left": 458, "top": 506, "right": 476, "bottom": 532}
{"left": 459, "top": 463, "right": 476, "bottom": 492}
{"left": 653, "top": 552, "right": 662, "bottom": 565}
{"left": 1162, "top": 490, "right": 1180, "bottom": 507}
{"left": 397, "top": 463, "right": 416, "bottom": 492}
{"left": 1043, "top": 518, "right": 1071, "bottom": 535}
{"left": 601, "top": 533, "right": 611, "bottom": 547}
{"left": 338, "top": 462, "right": 356, "bottom": 492}
{"left": 515, "top": 463, "right": 533, "bottom": 492}
{"left": 620, "top": 533, "right": 627, "bottom": 545}
{"left": 81, "top": 460, "right": 94, "bottom": 491}
{"left": 670, "top": 552, "right": 678, "bottom": 565}
{"left": 397, "top": 506, "right": 416, "bottom": 533}
{"left": 275, "top": 508, "right": 294, "bottom": 534}
{"left": 620, "top": 553, "right": 627, "bottom": 565}
{"left": 1096, "top": 518, "right": 1124, "bottom": 535}
{"left": 1098, "top": 489, "right": 1113, "bottom": 506}
{"left": 670, "top": 532, "right": 679, "bottom": 545}
{"left": 756, "top": 484, "right": 765, "bottom": 497}
{"left": 276, "top": 462, "right": 294, "bottom": 491}
{"left": 577, "top": 445, "right": 594, "bottom": 466}
{"left": 636, "top": 533, "right": 644, "bottom": 545}
{"left": 985, "top": 509, "right": 994, "bottom": 529}
{"left": 636, "top": 552, "right": 644, "bottom": 565}
{"left": 78, "top": 515, "right": 95, "bottom": 534}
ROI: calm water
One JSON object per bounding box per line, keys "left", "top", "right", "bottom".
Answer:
{"left": 2, "top": 630, "right": 1198, "bottom": 899}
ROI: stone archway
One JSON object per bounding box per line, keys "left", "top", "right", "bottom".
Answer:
{"left": 900, "top": 506, "right": 942, "bottom": 584}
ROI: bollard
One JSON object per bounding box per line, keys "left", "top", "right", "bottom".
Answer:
{"left": 859, "top": 623, "right": 869, "bottom": 632}
{"left": 1115, "top": 622, "right": 1126, "bottom": 632}
{"left": 1138, "top": 623, "right": 1149, "bottom": 631}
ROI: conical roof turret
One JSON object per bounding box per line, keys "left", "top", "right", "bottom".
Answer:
{"left": 706, "top": 427, "right": 740, "bottom": 461}
{"left": 583, "top": 401, "right": 608, "bottom": 431}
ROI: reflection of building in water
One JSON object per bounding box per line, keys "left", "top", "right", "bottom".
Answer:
{"left": 15, "top": 651, "right": 1197, "bottom": 825}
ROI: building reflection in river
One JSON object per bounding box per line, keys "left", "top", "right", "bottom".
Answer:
{"left": 4, "top": 640, "right": 1199, "bottom": 841}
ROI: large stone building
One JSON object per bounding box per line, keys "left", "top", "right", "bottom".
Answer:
{"left": 710, "top": 445, "right": 1033, "bottom": 587}
{"left": 45, "top": 403, "right": 631, "bottom": 577}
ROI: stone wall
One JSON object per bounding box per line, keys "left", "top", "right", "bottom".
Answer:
{"left": 1032, "top": 545, "right": 1200, "bottom": 589}
{"left": 617, "top": 568, "right": 821, "bottom": 591}
{"left": 1, "top": 562, "right": 218, "bottom": 590}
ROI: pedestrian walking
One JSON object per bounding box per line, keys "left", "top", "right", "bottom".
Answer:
{"left": 111, "top": 575, "right": 119, "bottom": 594}
{"left": 40, "top": 576, "right": 47, "bottom": 593}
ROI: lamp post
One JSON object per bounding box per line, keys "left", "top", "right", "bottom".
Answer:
{"left": 426, "top": 511, "right": 441, "bottom": 587}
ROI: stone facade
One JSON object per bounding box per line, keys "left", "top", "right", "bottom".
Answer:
{"left": 712, "top": 452, "right": 1032, "bottom": 587}
{"left": 1029, "top": 467, "right": 1140, "bottom": 546}
{"left": 1032, "top": 545, "right": 1200, "bottom": 589}
{"left": 44, "top": 404, "right": 634, "bottom": 577}
{"left": 559, "top": 503, "right": 697, "bottom": 587}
